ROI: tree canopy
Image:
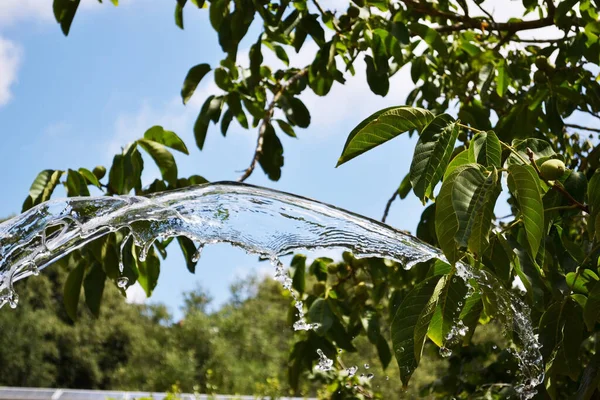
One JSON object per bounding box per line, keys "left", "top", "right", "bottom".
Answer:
{"left": 10, "top": 0, "right": 600, "bottom": 398}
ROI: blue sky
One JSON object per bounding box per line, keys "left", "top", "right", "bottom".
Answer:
{"left": 0, "top": 1, "right": 595, "bottom": 319}
{"left": 0, "top": 0, "right": 428, "bottom": 318}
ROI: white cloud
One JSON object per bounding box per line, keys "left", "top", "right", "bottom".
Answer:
{"left": 126, "top": 281, "right": 147, "bottom": 304}
{"left": 0, "top": 36, "right": 21, "bottom": 107}
{"left": 0, "top": 0, "right": 115, "bottom": 28}
{"left": 0, "top": 0, "right": 54, "bottom": 28}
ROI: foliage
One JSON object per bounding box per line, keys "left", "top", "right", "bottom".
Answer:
{"left": 12, "top": 0, "right": 600, "bottom": 398}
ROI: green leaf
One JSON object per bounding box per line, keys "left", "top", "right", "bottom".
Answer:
{"left": 452, "top": 166, "right": 501, "bottom": 254}
{"left": 309, "top": 258, "right": 331, "bottom": 282}
{"left": 135, "top": 247, "right": 160, "bottom": 297}
{"left": 78, "top": 168, "right": 101, "bottom": 188}
{"left": 469, "top": 131, "right": 501, "bottom": 168}
{"left": 177, "top": 236, "right": 199, "bottom": 274}
{"left": 275, "top": 119, "right": 296, "bottom": 138}
{"left": 584, "top": 280, "right": 600, "bottom": 331}
{"left": 444, "top": 150, "right": 471, "bottom": 180}
{"left": 376, "top": 335, "right": 392, "bottom": 369}
{"left": 428, "top": 272, "right": 468, "bottom": 348}
{"left": 337, "top": 106, "right": 434, "bottom": 166}
{"left": 507, "top": 165, "right": 544, "bottom": 257}
{"left": 143, "top": 126, "right": 189, "bottom": 154}
{"left": 435, "top": 165, "right": 474, "bottom": 264}
{"left": 84, "top": 262, "right": 106, "bottom": 318}
{"left": 365, "top": 55, "right": 389, "bottom": 96}
{"left": 308, "top": 298, "right": 334, "bottom": 335}
{"left": 458, "top": 290, "right": 482, "bottom": 345}
{"left": 588, "top": 171, "right": 600, "bottom": 240}
{"left": 22, "top": 169, "right": 64, "bottom": 211}
{"left": 392, "top": 275, "right": 445, "bottom": 387}
{"left": 566, "top": 269, "right": 599, "bottom": 295}
{"left": 508, "top": 138, "right": 556, "bottom": 165}
{"left": 258, "top": 124, "right": 284, "bottom": 181}
{"left": 209, "top": 0, "right": 229, "bottom": 31}
{"left": 65, "top": 169, "right": 90, "bottom": 197}
{"left": 283, "top": 97, "right": 311, "bottom": 128}
{"left": 53, "top": 0, "right": 81, "bottom": 35}
{"left": 496, "top": 59, "right": 509, "bottom": 97}
{"left": 398, "top": 173, "right": 412, "bottom": 199}
{"left": 175, "top": 1, "right": 184, "bottom": 29}
{"left": 291, "top": 254, "right": 306, "bottom": 294}
{"left": 410, "top": 114, "right": 458, "bottom": 202}
{"left": 181, "top": 64, "right": 211, "bottom": 105}
{"left": 411, "top": 23, "right": 448, "bottom": 57}
{"left": 575, "top": 350, "right": 600, "bottom": 400}
{"left": 137, "top": 139, "right": 178, "bottom": 186}
{"left": 63, "top": 259, "right": 85, "bottom": 321}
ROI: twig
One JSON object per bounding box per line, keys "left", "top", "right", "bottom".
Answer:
{"left": 381, "top": 189, "right": 399, "bottom": 223}
{"left": 510, "top": 36, "right": 570, "bottom": 43}
{"left": 525, "top": 147, "right": 589, "bottom": 213}
{"left": 565, "top": 123, "right": 600, "bottom": 133}
{"left": 474, "top": 2, "right": 495, "bottom": 25}
{"left": 237, "top": 68, "right": 308, "bottom": 182}
{"left": 576, "top": 107, "right": 600, "bottom": 122}
{"left": 456, "top": 122, "right": 485, "bottom": 133}
{"left": 312, "top": 0, "right": 342, "bottom": 33}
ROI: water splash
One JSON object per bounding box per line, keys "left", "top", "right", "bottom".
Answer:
{"left": 315, "top": 349, "right": 334, "bottom": 371}
{"left": 0, "top": 181, "right": 543, "bottom": 397}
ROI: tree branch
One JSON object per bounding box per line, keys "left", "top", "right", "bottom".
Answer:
{"left": 381, "top": 188, "right": 399, "bottom": 223}
{"left": 565, "top": 123, "right": 600, "bottom": 134}
{"left": 237, "top": 68, "right": 308, "bottom": 182}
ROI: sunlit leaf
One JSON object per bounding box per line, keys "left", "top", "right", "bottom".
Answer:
{"left": 337, "top": 106, "right": 434, "bottom": 166}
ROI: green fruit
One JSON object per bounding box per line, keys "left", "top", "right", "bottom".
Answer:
{"left": 312, "top": 282, "right": 326, "bottom": 296}
{"left": 92, "top": 166, "right": 106, "bottom": 180}
{"left": 540, "top": 159, "right": 566, "bottom": 180}
{"left": 534, "top": 56, "right": 549, "bottom": 70}
{"left": 327, "top": 263, "right": 339, "bottom": 274}
{"left": 355, "top": 282, "right": 368, "bottom": 296}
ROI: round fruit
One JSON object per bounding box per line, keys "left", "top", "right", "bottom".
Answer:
{"left": 327, "top": 263, "right": 339, "bottom": 274}
{"left": 540, "top": 159, "right": 566, "bottom": 180}
{"left": 355, "top": 282, "right": 368, "bottom": 296}
{"left": 312, "top": 282, "right": 326, "bottom": 296}
{"left": 535, "top": 56, "right": 549, "bottom": 70}
{"left": 93, "top": 166, "right": 106, "bottom": 180}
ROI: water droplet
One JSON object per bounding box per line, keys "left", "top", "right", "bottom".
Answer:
{"left": 458, "top": 301, "right": 463, "bottom": 306}
{"left": 364, "top": 363, "right": 370, "bottom": 369}
{"left": 507, "top": 370, "right": 511, "bottom": 374}
{"left": 360, "top": 373, "right": 365, "bottom": 378}
{"left": 315, "top": 349, "right": 334, "bottom": 371}
{"left": 439, "top": 347, "right": 452, "bottom": 358}
{"left": 346, "top": 365, "right": 358, "bottom": 378}
{"left": 492, "top": 345, "right": 498, "bottom": 350}
{"left": 117, "top": 277, "right": 129, "bottom": 289}
{"left": 192, "top": 243, "right": 204, "bottom": 262}
{"left": 367, "top": 373, "right": 374, "bottom": 379}
{"left": 8, "top": 293, "right": 19, "bottom": 309}
{"left": 385, "top": 376, "right": 389, "bottom": 381}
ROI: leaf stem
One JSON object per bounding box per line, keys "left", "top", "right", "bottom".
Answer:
{"left": 456, "top": 122, "right": 485, "bottom": 133}
{"left": 500, "top": 141, "right": 529, "bottom": 165}
{"left": 543, "top": 205, "right": 579, "bottom": 213}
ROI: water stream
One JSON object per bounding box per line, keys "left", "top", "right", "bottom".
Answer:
{"left": 0, "top": 181, "right": 543, "bottom": 397}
